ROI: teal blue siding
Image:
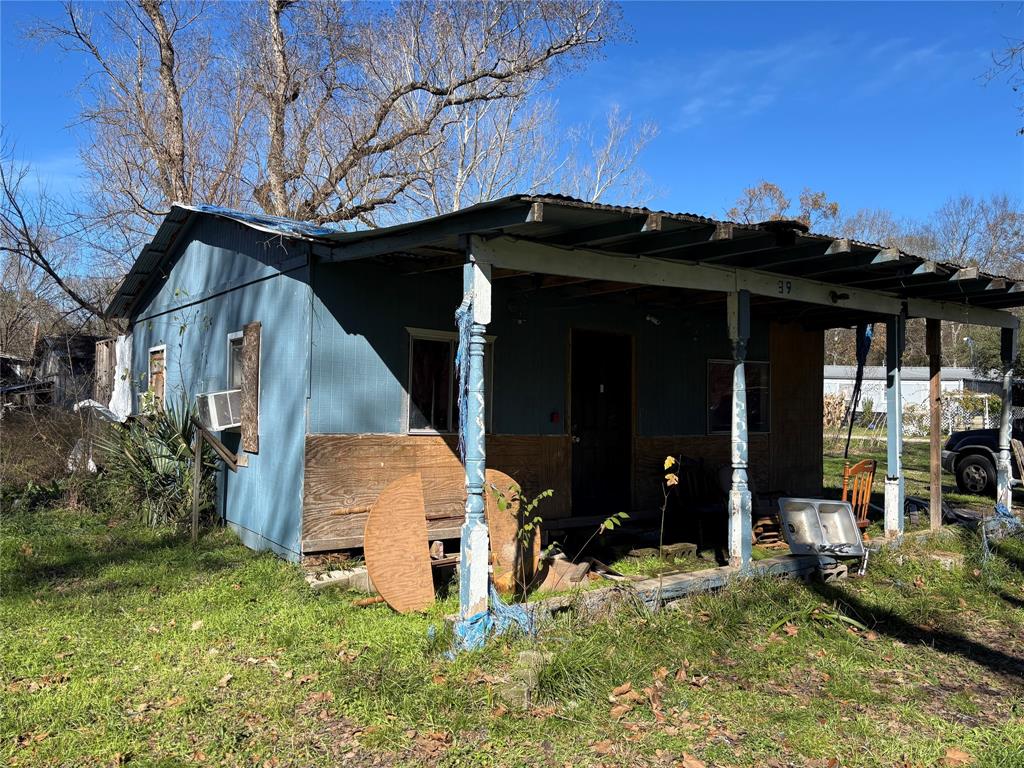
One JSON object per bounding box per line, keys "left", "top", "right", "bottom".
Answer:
{"left": 309, "top": 260, "right": 769, "bottom": 438}
{"left": 129, "top": 217, "right": 312, "bottom": 561}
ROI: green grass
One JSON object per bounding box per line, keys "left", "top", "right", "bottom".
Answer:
{"left": 3, "top": 500, "right": 1024, "bottom": 767}
{"left": 824, "top": 440, "right": 1000, "bottom": 510}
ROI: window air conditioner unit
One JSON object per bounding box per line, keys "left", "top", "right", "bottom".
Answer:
{"left": 196, "top": 388, "right": 242, "bottom": 431}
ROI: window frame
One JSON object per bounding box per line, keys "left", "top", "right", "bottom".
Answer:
{"left": 706, "top": 358, "right": 771, "bottom": 435}
{"left": 404, "top": 327, "right": 494, "bottom": 435}
{"left": 147, "top": 344, "right": 167, "bottom": 406}
{"left": 226, "top": 330, "right": 244, "bottom": 390}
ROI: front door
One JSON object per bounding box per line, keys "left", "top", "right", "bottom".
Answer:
{"left": 570, "top": 330, "right": 632, "bottom": 515}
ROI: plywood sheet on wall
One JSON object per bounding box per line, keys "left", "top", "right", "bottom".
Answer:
{"left": 632, "top": 435, "right": 770, "bottom": 511}
{"left": 302, "top": 433, "right": 571, "bottom": 552}
{"left": 769, "top": 322, "right": 824, "bottom": 496}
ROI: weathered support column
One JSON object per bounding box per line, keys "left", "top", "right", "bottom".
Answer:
{"left": 927, "top": 319, "right": 942, "bottom": 530}
{"left": 884, "top": 312, "right": 906, "bottom": 537}
{"left": 996, "top": 326, "right": 1018, "bottom": 509}
{"left": 727, "top": 289, "right": 753, "bottom": 569}
{"left": 458, "top": 254, "right": 492, "bottom": 621}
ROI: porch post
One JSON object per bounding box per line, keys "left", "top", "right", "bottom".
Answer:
{"left": 727, "top": 289, "right": 752, "bottom": 569}
{"left": 927, "top": 318, "right": 942, "bottom": 530}
{"left": 458, "top": 254, "right": 492, "bottom": 621}
{"left": 884, "top": 312, "right": 905, "bottom": 537}
{"left": 996, "top": 326, "right": 1018, "bottom": 509}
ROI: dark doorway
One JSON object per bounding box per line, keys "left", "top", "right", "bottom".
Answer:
{"left": 570, "top": 329, "right": 633, "bottom": 516}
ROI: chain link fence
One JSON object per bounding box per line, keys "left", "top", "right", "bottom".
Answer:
{"left": 825, "top": 392, "right": 1015, "bottom": 450}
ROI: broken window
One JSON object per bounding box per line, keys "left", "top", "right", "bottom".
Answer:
{"left": 227, "top": 332, "right": 244, "bottom": 390}
{"left": 148, "top": 346, "right": 166, "bottom": 410}
{"left": 707, "top": 360, "right": 770, "bottom": 434}
{"left": 407, "top": 330, "right": 492, "bottom": 433}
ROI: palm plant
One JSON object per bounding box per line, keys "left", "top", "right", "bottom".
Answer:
{"left": 95, "top": 393, "right": 218, "bottom": 528}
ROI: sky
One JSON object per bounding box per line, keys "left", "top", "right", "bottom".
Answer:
{"left": 1, "top": 0, "right": 1022, "bottom": 226}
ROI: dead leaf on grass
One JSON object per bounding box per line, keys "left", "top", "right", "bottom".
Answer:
{"left": 611, "top": 681, "right": 633, "bottom": 697}
{"left": 783, "top": 623, "right": 799, "bottom": 636}
{"left": 942, "top": 748, "right": 974, "bottom": 766}
{"left": 190, "top": 620, "right": 204, "bottom": 631}
{"left": 610, "top": 703, "right": 633, "bottom": 720}
{"left": 864, "top": 630, "right": 880, "bottom": 642}
{"left": 297, "top": 673, "right": 318, "bottom": 686}
{"left": 592, "top": 739, "right": 615, "bottom": 755}
{"left": 678, "top": 753, "right": 706, "bottom": 768}
{"left": 216, "top": 673, "right": 233, "bottom": 688}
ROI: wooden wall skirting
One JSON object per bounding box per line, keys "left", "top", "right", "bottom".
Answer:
{"left": 301, "top": 433, "right": 571, "bottom": 552}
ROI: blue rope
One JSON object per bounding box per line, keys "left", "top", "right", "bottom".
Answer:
{"left": 449, "top": 584, "right": 535, "bottom": 656}
{"left": 454, "top": 293, "right": 473, "bottom": 463}
{"left": 982, "top": 503, "right": 1023, "bottom": 560}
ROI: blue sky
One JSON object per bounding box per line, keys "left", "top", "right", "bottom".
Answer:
{"left": 2, "top": 1, "right": 1022, "bottom": 224}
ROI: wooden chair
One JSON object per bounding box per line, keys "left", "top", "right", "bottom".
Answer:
{"left": 842, "top": 459, "right": 876, "bottom": 532}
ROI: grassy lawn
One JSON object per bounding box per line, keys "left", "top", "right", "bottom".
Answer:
{"left": 824, "top": 440, "right": 998, "bottom": 511}
{"left": 3, "top": 498, "right": 1024, "bottom": 767}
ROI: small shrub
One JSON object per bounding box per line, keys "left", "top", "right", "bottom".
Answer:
{"left": 94, "top": 394, "right": 218, "bottom": 529}
{"left": 858, "top": 397, "right": 874, "bottom": 427}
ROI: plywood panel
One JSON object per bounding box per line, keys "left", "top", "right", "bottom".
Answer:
{"left": 364, "top": 473, "right": 433, "bottom": 613}
{"left": 302, "top": 433, "right": 570, "bottom": 552}
{"left": 241, "top": 321, "right": 261, "bottom": 453}
{"left": 485, "top": 469, "right": 540, "bottom": 594}
{"left": 769, "top": 322, "right": 824, "bottom": 496}
{"left": 93, "top": 338, "right": 116, "bottom": 404}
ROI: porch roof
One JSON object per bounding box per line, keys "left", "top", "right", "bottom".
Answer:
{"left": 109, "top": 194, "right": 1024, "bottom": 328}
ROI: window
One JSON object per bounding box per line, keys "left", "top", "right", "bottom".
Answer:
{"left": 707, "top": 360, "right": 770, "bottom": 434}
{"left": 406, "top": 329, "right": 493, "bottom": 433}
{"left": 227, "top": 331, "right": 244, "bottom": 389}
{"left": 148, "top": 345, "right": 166, "bottom": 410}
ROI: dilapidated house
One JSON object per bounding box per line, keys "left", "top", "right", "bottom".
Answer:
{"left": 1, "top": 334, "right": 102, "bottom": 409}
{"left": 105, "top": 195, "right": 1023, "bottom": 566}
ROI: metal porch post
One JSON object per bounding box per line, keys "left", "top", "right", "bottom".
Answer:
{"left": 727, "top": 290, "right": 752, "bottom": 569}
{"left": 459, "top": 255, "right": 492, "bottom": 621}
{"left": 885, "top": 312, "right": 905, "bottom": 537}
{"left": 996, "top": 326, "right": 1018, "bottom": 509}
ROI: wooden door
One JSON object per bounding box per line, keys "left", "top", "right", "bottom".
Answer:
{"left": 570, "top": 330, "right": 632, "bottom": 515}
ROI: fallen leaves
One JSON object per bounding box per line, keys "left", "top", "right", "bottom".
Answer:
{"left": 942, "top": 747, "right": 974, "bottom": 766}
{"left": 216, "top": 673, "right": 233, "bottom": 688}
{"left": 783, "top": 623, "right": 799, "bottom": 637}
{"left": 678, "top": 753, "right": 706, "bottom": 768}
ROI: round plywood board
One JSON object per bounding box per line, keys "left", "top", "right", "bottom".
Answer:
{"left": 485, "top": 469, "right": 540, "bottom": 594}
{"left": 364, "top": 473, "right": 434, "bottom": 613}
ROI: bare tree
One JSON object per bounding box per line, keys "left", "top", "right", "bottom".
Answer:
{"left": 928, "top": 194, "right": 1024, "bottom": 276}
{"left": 726, "top": 180, "right": 840, "bottom": 230}
{"left": 239, "top": 0, "right": 621, "bottom": 224}
{"left": 986, "top": 35, "right": 1024, "bottom": 136}
{"left": 726, "top": 180, "right": 790, "bottom": 224}
{"left": 411, "top": 97, "right": 658, "bottom": 215}
{"left": 556, "top": 105, "right": 659, "bottom": 204}
{"left": 36, "top": 0, "right": 249, "bottom": 263}
{"left": 0, "top": 152, "right": 107, "bottom": 320}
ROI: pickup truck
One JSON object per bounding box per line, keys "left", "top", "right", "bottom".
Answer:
{"left": 942, "top": 422, "right": 1022, "bottom": 495}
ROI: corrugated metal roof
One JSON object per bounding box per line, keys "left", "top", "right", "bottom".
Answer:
{"left": 107, "top": 194, "right": 1024, "bottom": 322}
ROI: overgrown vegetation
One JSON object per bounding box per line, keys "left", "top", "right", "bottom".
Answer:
{"left": 93, "top": 395, "right": 217, "bottom": 529}
{"left": 3, "top": 487, "right": 1023, "bottom": 766}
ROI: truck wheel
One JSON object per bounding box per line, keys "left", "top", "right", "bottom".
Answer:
{"left": 956, "top": 454, "right": 996, "bottom": 496}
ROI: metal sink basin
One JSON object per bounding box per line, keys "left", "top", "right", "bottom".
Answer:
{"left": 778, "top": 498, "right": 865, "bottom": 559}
